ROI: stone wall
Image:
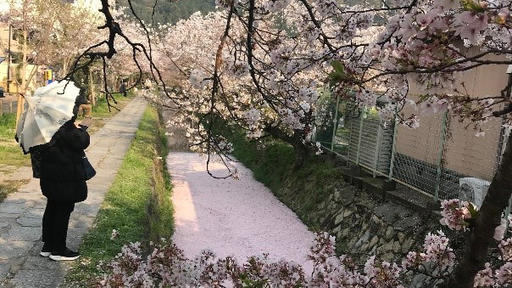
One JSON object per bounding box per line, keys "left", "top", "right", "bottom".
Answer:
{"left": 280, "top": 175, "right": 441, "bottom": 262}
{"left": 220, "top": 126, "right": 447, "bottom": 263}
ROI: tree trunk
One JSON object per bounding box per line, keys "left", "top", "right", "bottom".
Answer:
{"left": 292, "top": 138, "right": 312, "bottom": 169}
{"left": 15, "top": 27, "right": 28, "bottom": 127}
{"left": 447, "top": 131, "right": 512, "bottom": 287}
{"left": 62, "top": 57, "right": 71, "bottom": 77}
{"left": 89, "top": 68, "right": 96, "bottom": 106}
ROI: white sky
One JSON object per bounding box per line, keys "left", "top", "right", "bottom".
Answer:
{"left": 73, "top": 0, "right": 103, "bottom": 12}
{"left": 0, "top": 0, "right": 104, "bottom": 13}
{"left": 0, "top": 1, "right": 9, "bottom": 13}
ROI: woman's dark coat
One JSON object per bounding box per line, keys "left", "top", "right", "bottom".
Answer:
{"left": 40, "top": 120, "right": 90, "bottom": 203}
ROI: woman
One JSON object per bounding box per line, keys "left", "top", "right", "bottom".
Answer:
{"left": 39, "top": 111, "right": 90, "bottom": 261}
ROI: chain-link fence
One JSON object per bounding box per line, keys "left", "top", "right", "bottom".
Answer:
{"left": 316, "top": 99, "right": 507, "bottom": 202}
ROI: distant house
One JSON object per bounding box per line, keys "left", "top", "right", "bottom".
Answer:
{"left": 0, "top": 22, "right": 39, "bottom": 94}
{"left": 0, "top": 23, "right": 14, "bottom": 91}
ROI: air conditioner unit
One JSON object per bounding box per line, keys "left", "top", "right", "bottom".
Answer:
{"left": 459, "top": 177, "right": 491, "bottom": 208}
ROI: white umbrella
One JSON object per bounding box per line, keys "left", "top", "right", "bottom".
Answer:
{"left": 16, "top": 80, "right": 81, "bottom": 153}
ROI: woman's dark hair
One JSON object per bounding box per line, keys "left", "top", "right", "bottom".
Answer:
{"left": 72, "top": 100, "right": 80, "bottom": 118}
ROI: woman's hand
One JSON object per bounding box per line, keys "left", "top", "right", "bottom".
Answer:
{"left": 74, "top": 122, "right": 81, "bottom": 129}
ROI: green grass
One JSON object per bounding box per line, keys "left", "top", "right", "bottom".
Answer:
{"left": 226, "top": 129, "right": 296, "bottom": 192}
{"left": 223, "top": 127, "right": 347, "bottom": 230}
{"left": 0, "top": 113, "right": 16, "bottom": 139}
{"left": 90, "top": 92, "right": 134, "bottom": 118}
{"left": 0, "top": 145, "right": 30, "bottom": 167}
{"left": 0, "top": 183, "right": 18, "bottom": 203}
{"left": 0, "top": 180, "right": 30, "bottom": 202}
{"left": 147, "top": 110, "right": 174, "bottom": 242}
{"left": 0, "top": 113, "right": 30, "bottom": 167}
{"left": 64, "top": 106, "right": 174, "bottom": 287}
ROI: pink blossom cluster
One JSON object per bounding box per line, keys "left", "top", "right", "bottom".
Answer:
{"left": 99, "top": 239, "right": 306, "bottom": 287}
{"left": 3, "top": 0, "right": 106, "bottom": 78}
{"left": 400, "top": 231, "right": 455, "bottom": 277}
{"left": 363, "top": 256, "right": 403, "bottom": 288}
{"left": 422, "top": 231, "right": 456, "bottom": 272}
{"left": 437, "top": 199, "right": 512, "bottom": 287}
{"left": 440, "top": 199, "right": 472, "bottom": 231}
{"left": 473, "top": 260, "right": 512, "bottom": 287}
{"left": 440, "top": 199, "right": 512, "bottom": 241}
{"left": 98, "top": 231, "right": 469, "bottom": 287}
{"left": 500, "top": 238, "right": 512, "bottom": 261}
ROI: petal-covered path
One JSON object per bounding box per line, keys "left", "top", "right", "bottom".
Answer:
{"left": 167, "top": 153, "right": 315, "bottom": 273}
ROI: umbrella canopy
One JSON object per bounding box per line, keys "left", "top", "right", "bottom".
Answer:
{"left": 16, "top": 80, "right": 80, "bottom": 153}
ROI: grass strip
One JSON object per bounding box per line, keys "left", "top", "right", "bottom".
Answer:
{"left": 0, "top": 113, "right": 16, "bottom": 139}
{"left": 64, "top": 106, "right": 174, "bottom": 287}
{"left": 0, "top": 113, "right": 30, "bottom": 167}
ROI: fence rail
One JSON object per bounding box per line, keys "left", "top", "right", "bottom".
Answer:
{"left": 0, "top": 99, "right": 18, "bottom": 115}
{"left": 315, "top": 101, "right": 507, "bottom": 203}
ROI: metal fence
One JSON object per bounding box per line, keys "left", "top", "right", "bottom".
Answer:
{"left": 345, "top": 111, "right": 394, "bottom": 177}
{"left": 316, "top": 100, "right": 507, "bottom": 202}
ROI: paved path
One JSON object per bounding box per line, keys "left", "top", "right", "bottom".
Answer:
{"left": 0, "top": 96, "right": 147, "bottom": 288}
{"left": 167, "top": 153, "right": 315, "bottom": 274}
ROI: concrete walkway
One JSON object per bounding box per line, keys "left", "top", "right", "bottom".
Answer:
{"left": 0, "top": 96, "right": 147, "bottom": 288}
{"left": 168, "top": 153, "right": 315, "bottom": 274}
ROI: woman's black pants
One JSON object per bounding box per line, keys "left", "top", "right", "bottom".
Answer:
{"left": 42, "top": 198, "right": 75, "bottom": 252}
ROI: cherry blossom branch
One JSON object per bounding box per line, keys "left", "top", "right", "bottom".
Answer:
{"left": 205, "top": 0, "right": 236, "bottom": 179}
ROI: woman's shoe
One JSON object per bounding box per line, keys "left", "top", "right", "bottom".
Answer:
{"left": 39, "top": 243, "right": 51, "bottom": 257}
{"left": 49, "top": 248, "right": 80, "bottom": 261}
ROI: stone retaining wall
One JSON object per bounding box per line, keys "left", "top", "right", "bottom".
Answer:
{"left": 281, "top": 177, "right": 441, "bottom": 262}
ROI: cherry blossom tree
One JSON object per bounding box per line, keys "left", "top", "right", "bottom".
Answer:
{"left": 55, "top": 0, "right": 512, "bottom": 286}
{"left": 3, "top": 0, "right": 104, "bottom": 83}
{"left": 146, "top": 1, "right": 512, "bottom": 286}
{"left": 2, "top": 0, "right": 106, "bottom": 122}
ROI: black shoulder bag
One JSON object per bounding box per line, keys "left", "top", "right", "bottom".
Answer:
{"left": 82, "top": 155, "right": 96, "bottom": 181}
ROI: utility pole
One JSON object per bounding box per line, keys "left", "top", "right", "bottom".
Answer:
{"left": 7, "top": 24, "right": 11, "bottom": 93}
